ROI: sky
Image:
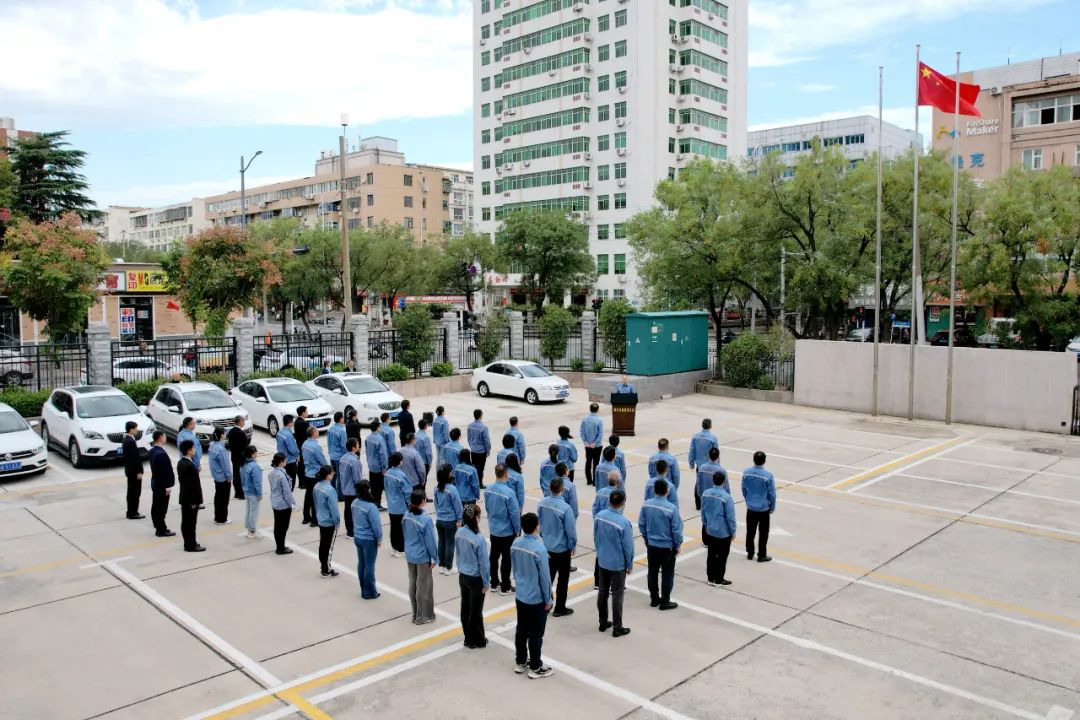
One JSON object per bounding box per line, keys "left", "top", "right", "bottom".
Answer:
{"left": 3, "top": 0, "right": 1077, "bottom": 208}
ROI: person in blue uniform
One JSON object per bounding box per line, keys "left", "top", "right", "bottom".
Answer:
{"left": 432, "top": 405, "right": 450, "bottom": 463}
{"left": 613, "top": 374, "right": 635, "bottom": 394}
{"left": 701, "top": 470, "right": 736, "bottom": 586}
{"left": 403, "top": 488, "right": 438, "bottom": 624}
{"left": 455, "top": 504, "right": 490, "bottom": 648}
{"left": 313, "top": 465, "right": 340, "bottom": 578}
{"left": 434, "top": 463, "right": 462, "bottom": 574}
{"left": 687, "top": 418, "right": 719, "bottom": 473}
{"left": 467, "top": 409, "right": 491, "bottom": 489}
{"left": 364, "top": 419, "right": 388, "bottom": 511}
{"left": 276, "top": 415, "right": 300, "bottom": 488}
{"left": 580, "top": 403, "right": 604, "bottom": 486}
{"left": 742, "top": 451, "right": 776, "bottom": 563}
{"left": 556, "top": 426, "right": 578, "bottom": 482}
{"left": 485, "top": 463, "right": 521, "bottom": 597}
{"left": 537, "top": 476, "right": 576, "bottom": 617}
{"left": 648, "top": 439, "right": 681, "bottom": 489}
{"left": 506, "top": 416, "right": 526, "bottom": 464}
{"left": 594, "top": 489, "right": 633, "bottom": 638}
{"left": 694, "top": 446, "right": 725, "bottom": 510}
{"left": 639, "top": 478, "right": 683, "bottom": 611}
{"left": 351, "top": 481, "right": 382, "bottom": 599}
{"left": 511, "top": 513, "right": 553, "bottom": 679}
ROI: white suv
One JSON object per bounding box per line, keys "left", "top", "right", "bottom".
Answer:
{"left": 41, "top": 386, "right": 154, "bottom": 467}
{"left": 0, "top": 402, "right": 48, "bottom": 478}
{"left": 145, "top": 381, "right": 251, "bottom": 448}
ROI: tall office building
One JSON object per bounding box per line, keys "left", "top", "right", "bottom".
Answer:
{"left": 473, "top": 0, "right": 747, "bottom": 305}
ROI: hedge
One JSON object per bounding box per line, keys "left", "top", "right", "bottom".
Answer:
{"left": 430, "top": 362, "right": 454, "bottom": 378}
{"left": 242, "top": 368, "right": 308, "bottom": 383}
{"left": 0, "top": 389, "right": 53, "bottom": 418}
{"left": 376, "top": 364, "right": 410, "bottom": 383}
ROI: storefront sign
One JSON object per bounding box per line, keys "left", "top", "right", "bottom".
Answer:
{"left": 120, "top": 306, "right": 136, "bottom": 336}
{"left": 965, "top": 118, "right": 999, "bottom": 136}
{"left": 125, "top": 270, "right": 168, "bottom": 293}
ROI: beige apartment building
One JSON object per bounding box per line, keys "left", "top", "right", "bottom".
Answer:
{"left": 203, "top": 137, "right": 473, "bottom": 243}
{"left": 931, "top": 51, "right": 1080, "bottom": 181}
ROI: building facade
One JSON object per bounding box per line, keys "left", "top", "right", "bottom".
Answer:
{"left": 0, "top": 117, "right": 37, "bottom": 160}
{"left": 930, "top": 51, "right": 1080, "bottom": 182}
{"left": 748, "top": 115, "right": 919, "bottom": 170}
{"left": 204, "top": 137, "right": 473, "bottom": 244}
{"left": 100, "top": 202, "right": 212, "bottom": 254}
{"left": 473, "top": 0, "right": 748, "bottom": 305}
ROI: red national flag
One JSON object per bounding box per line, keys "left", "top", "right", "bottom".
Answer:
{"left": 917, "top": 62, "right": 981, "bottom": 117}
{"left": 166, "top": 300, "right": 181, "bottom": 311}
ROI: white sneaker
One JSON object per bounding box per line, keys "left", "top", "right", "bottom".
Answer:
{"left": 528, "top": 665, "right": 554, "bottom": 680}
{"left": 390, "top": 550, "right": 403, "bottom": 558}
{"left": 707, "top": 580, "right": 719, "bottom": 587}
{"left": 514, "top": 663, "right": 528, "bottom": 675}
{"left": 246, "top": 531, "right": 259, "bottom": 539}
{"left": 438, "top": 567, "right": 448, "bottom": 575}
{"left": 446, "top": 567, "right": 458, "bottom": 576}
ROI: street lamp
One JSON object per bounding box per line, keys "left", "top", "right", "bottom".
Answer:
{"left": 779, "top": 248, "right": 798, "bottom": 333}
{"left": 239, "top": 150, "right": 263, "bottom": 229}
{"left": 339, "top": 114, "right": 353, "bottom": 326}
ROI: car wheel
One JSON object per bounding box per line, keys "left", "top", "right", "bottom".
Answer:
{"left": 525, "top": 389, "right": 538, "bottom": 405}
{"left": 477, "top": 381, "right": 490, "bottom": 398}
{"left": 267, "top": 416, "right": 279, "bottom": 438}
{"left": 344, "top": 405, "right": 354, "bottom": 419}
{"left": 68, "top": 439, "right": 86, "bottom": 468}
{"left": 40, "top": 423, "right": 51, "bottom": 450}
{"left": 4, "top": 371, "right": 23, "bottom": 387}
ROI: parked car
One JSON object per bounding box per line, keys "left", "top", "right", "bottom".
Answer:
{"left": 471, "top": 360, "right": 570, "bottom": 405}
{"left": 1066, "top": 337, "right": 1080, "bottom": 355}
{"left": 110, "top": 356, "right": 192, "bottom": 384}
{"left": 145, "top": 381, "right": 251, "bottom": 448}
{"left": 843, "top": 327, "right": 873, "bottom": 343}
{"left": 0, "top": 348, "right": 34, "bottom": 387}
{"left": 929, "top": 326, "right": 977, "bottom": 347}
{"left": 977, "top": 318, "right": 1020, "bottom": 347}
{"left": 231, "top": 378, "right": 332, "bottom": 437}
{"left": 307, "top": 372, "right": 403, "bottom": 424}
{"left": 258, "top": 349, "right": 346, "bottom": 373}
{"left": 41, "top": 386, "right": 154, "bottom": 467}
{"left": 170, "top": 343, "right": 234, "bottom": 373}
{"left": 0, "top": 402, "right": 48, "bottom": 478}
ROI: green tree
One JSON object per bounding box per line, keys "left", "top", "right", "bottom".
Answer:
{"left": 395, "top": 303, "right": 436, "bottom": 378}
{"left": 351, "top": 222, "right": 435, "bottom": 321}
{"left": 271, "top": 226, "right": 341, "bottom": 335}
{"left": 598, "top": 297, "right": 633, "bottom": 371}
{"left": 2, "top": 213, "right": 109, "bottom": 339}
{"left": 432, "top": 231, "right": 499, "bottom": 312}
{"left": 164, "top": 226, "right": 280, "bottom": 338}
{"left": 720, "top": 333, "right": 774, "bottom": 390}
{"left": 9, "top": 131, "right": 100, "bottom": 223}
{"left": 495, "top": 210, "right": 595, "bottom": 313}
{"left": 100, "top": 241, "right": 168, "bottom": 264}
{"left": 0, "top": 156, "right": 14, "bottom": 210}
{"left": 476, "top": 309, "right": 508, "bottom": 364}
{"left": 537, "top": 304, "right": 575, "bottom": 369}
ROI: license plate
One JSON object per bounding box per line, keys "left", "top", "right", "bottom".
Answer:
{"left": 116, "top": 446, "right": 125, "bottom": 455}
{"left": 311, "top": 420, "right": 326, "bottom": 428}
{"left": 0, "top": 461, "right": 22, "bottom": 471}
{"left": 389, "top": 411, "right": 400, "bottom": 419}
{"left": 557, "top": 390, "right": 569, "bottom": 398}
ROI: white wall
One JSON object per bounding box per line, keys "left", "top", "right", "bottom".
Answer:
{"left": 794, "top": 340, "right": 1079, "bottom": 434}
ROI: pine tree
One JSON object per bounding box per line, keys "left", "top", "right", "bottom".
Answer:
{"left": 10, "top": 131, "right": 100, "bottom": 223}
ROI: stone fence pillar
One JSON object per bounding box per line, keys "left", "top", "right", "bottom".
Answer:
{"left": 441, "top": 312, "right": 460, "bottom": 372}
{"left": 86, "top": 322, "right": 113, "bottom": 387}
{"left": 508, "top": 311, "right": 524, "bottom": 360}
{"left": 351, "top": 315, "right": 370, "bottom": 374}
{"left": 580, "top": 310, "right": 596, "bottom": 367}
{"left": 232, "top": 317, "right": 255, "bottom": 382}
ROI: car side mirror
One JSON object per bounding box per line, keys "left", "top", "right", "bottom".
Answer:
{"left": 256, "top": 397, "right": 268, "bottom": 403}
{"left": 138, "top": 405, "right": 148, "bottom": 414}
{"left": 29, "top": 419, "right": 40, "bottom": 429}
{"left": 337, "top": 388, "right": 347, "bottom": 395}
{"left": 168, "top": 405, "right": 181, "bottom": 414}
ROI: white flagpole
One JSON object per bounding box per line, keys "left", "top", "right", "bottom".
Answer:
{"left": 873, "top": 65, "right": 883, "bottom": 417}
{"left": 908, "top": 45, "right": 921, "bottom": 422}
{"left": 945, "top": 51, "right": 962, "bottom": 424}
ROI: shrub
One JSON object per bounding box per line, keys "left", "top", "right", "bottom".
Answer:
{"left": 591, "top": 361, "right": 605, "bottom": 374}
{"left": 376, "top": 363, "right": 410, "bottom": 383}
{"left": 598, "top": 297, "right": 632, "bottom": 372}
{"left": 566, "top": 304, "right": 585, "bottom": 318}
{"left": 430, "top": 362, "right": 454, "bottom": 378}
{"left": 196, "top": 372, "right": 231, "bottom": 391}
{"left": 425, "top": 302, "right": 452, "bottom": 319}
{"left": 476, "top": 310, "right": 508, "bottom": 365}
{"left": 2, "top": 388, "right": 53, "bottom": 418}
{"left": 570, "top": 357, "right": 585, "bottom": 372}
{"left": 396, "top": 304, "right": 436, "bottom": 378}
{"left": 242, "top": 368, "right": 307, "bottom": 383}
{"left": 720, "top": 333, "right": 773, "bottom": 389}
{"left": 120, "top": 379, "right": 168, "bottom": 406}
{"left": 537, "top": 305, "right": 574, "bottom": 369}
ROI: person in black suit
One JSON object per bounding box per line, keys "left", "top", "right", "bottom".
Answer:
{"left": 293, "top": 406, "right": 312, "bottom": 521}
{"left": 122, "top": 421, "right": 145, "bottom": 520}
{"left": 345, "top": 409, "right": 363, "bottom": 445}
{"left": 177, "top": 439, "right": 205, "bottom": 552}
{"left": 228, "top": 415, "right": 250, "bottom": 500}
{"left": 397, "top": 399, "right": 414, "bottom": 447}
{"left": 148, "top": 430, "right": 175, "bottom": 537}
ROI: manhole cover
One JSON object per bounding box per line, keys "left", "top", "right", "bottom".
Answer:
{"left": 1031, "top": 447, "right": 1063, "bottom": 456}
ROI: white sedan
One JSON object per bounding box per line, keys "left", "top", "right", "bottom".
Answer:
{"left": 258, "top": 349, "right": 346, "bottom": 374}
{"left": 1066, "top": 337, "right": 1080, "bottom": 354}
{"left": 0, "top": 402, "right": 47, "bottom": 478}
{"left": 307, "top": 372, "right": 403, "bottom": 424}
{"left": 471, "top": 360, "right": 570, "bottom": 405}
{"left": 230, "top": 378, "right": 333, "bottom": 438}
{"left": 111, "top": 356, "right": 192, "bottom": 384}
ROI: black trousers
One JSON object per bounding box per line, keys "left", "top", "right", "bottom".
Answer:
{"left": 369, "top": 471, "right": 384, "bottom": 507}
{"left": 514, "top": 600, "right": 548, "bottom": 671}
{"left": 302, "top": 479, "right": 316, "bottom": 523}
{"left": 341, "top": 495, "right": 355, "bottom": 536}
{"left": 437, "top": 520, "right": 458, "bottom": 569}
{"left": 389, "top": 513, "right": 404, "bottom": 552}
{"left": 584, "top": 447, "right": 602, "bottom": 485}
{"left": 459, "top": 573, "right": 487, "bottom": 646}
{"left": 232, "top": 457, "right": 244, "bottom": 498}
{"left": 472, "top": 452, "right": 487, "bottom": 485}
{"left": 703, "top": 530, "right": 732, "bottom": 582}
{"left": 273, "top": 508, "right": 291, "bottom": 551}
{"left": 548, "top": 549, "right": 571, "bottom": 611}
{"left": 318, "top": 524, "right": 337, "bottom": 573}
{"left": 489, "top": 534, "right": 514, "bottom": 592}
{"left": 181, "top": 505, "right": 199, "bottom": 549}
{"left": 213, "top": 482, "right": 230, "bottom": 523}
{"left": 126, "top": 473, "right": 142, "bottom": 517}
{"left": 284, "top": 463, "right": 297, "bottom": 489}
{"left": 151, "top": 489, "right": 170, "bottom": 532}
{"left": 646, "top": 545, "right": 676, "bottom": 604}
{"left": 694, "top": 485, "right": 701, "bottom": 511}
{"left": 745, "top": 510, "right": 770, "bottom": 559}
{"left": 597, "top": 567, "right": 626, "bottom": 629}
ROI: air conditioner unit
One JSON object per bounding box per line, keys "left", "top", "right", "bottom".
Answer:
{"left": 495, "top": 166, "right": 503, "bottom": 175}
{"left": 680, "top": 36, "right": 691, "bottom": 44}
{"left": 676, "top": 95, "right": 686, "bottom": 103}
{"left": 617, "top": 86, "right": 627, "bottom": 94}
{"left": 616, "top": 148, "right": 627, "bottom": 157}
{"left": 480, "top": 39, "right": 486, "bottom": 46}
{"left": 584, "top": 64, "right": 593, "bottom": 73}
{"left": 352, "top": 208, "right": 359, "bottom": 214}
{"left": 676, "top": 65, "right": 685, "bottom": 74}
{"left": 582, "top": 182, "right": 593, "bottom": 190}
{"left": 615, "top": 118, "right": 626, "bottom": 127}
{"left": 669, "top": 64, "right": 678, "bottom": 73}
{"left": 671, "top": 34, "right": 679, "bottom": 44}
{"left": 990, "top": 86, "right": 1002, "bottom": 96}
{"left": 676, "top": 154, "right": 685, "bottom": 161}
{"left": 505, "top": 108, "right": 515, "bottom": 116}
{"left": 583, "top": 32, "right": 592, "bottom": 42}
{"left": 523, "top": 160, "right": 531, "bottom": 167}
{"left": 617, "top": 179, "right": 626, "bottom": 187}
{"left": 617, "top": 275, "right": 628, "bottom": 284}
{"left": 581, "top": 212, "right": 592, "bottom": 221}
{"left": 676, "top": 124, "right": 685, "bottom": 133}
{"left": 496, "top": 113, "right": 502, "bottom": 120}
{"left": 584, "top": 152, "right": 592, "bottom": 160}
{"left": 504, "top": 163, "right": 513, "bottom": 171}
{"left": 549, "top": 69, "right": 557, "bottom": 76}
{"left": 304, "top": 194, "right": 315, "bottom": 200}
{"left": 573, "top": 2, "right": 584, "bottom": 10}
{"left": 708, "top": 12, "right": 715, "bottom": 20}
{"left": 524, "top": 47, "right": 531, "bottom": 54}
{"left": 583, "top": 92, "right": 591, "bottom": 100}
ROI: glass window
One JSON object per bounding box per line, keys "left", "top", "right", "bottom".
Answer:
{"left": 481, "top": 24, "right": 490, "bottom": 39}
{"left": 482, "top": 181, "right": 491, "bottom": 195}
{"left": 482, "top": 207, "right": 491, "bottom": 221}
{"left": 614, "top": 223, "right": 626, "bottom": 239}
{"left": 668, "top": 167, "right": 676, "bottom": 181}
{"left": 367, "top": 194, "right": 374, "bottom": 206}
{"left": 598, "top": 14, "right": 610, "bottom": 31}
{"left": 615, "top": 40, "right": 627, "bottom": 58}
{"left": 503, "top": 77, "right": 591, "bottom": 110}
{"left": 615, "top": 101, "right": 627, "bottom": 118}
{"left": 614, "top": 193, "right": 626, "bottom": 209}
{"left": 615, "top": 71, "right": 627, "bottom": 88}
{"left": 481, "top": 77, "right": 491, "bottom": 92}
{"left": 482, "top": 155, "right": 491, "bottom": 169}
{"left": 481, "top": 103, "right": 490, "bottom": 118}
{"left": 481, "top": 129, "right": 491, "bottom": 144}
{"left": 366, "top": 173, "right": 374, "bottom": 184}
{"left": 403, "top": 217, "right": 414, "bottom": 230}
{"left": 482, "top": 51, "right": 490, "bottom": 66}
{"left": 598, "top": 44, "right": 610, "bottom": 62}
{"left": 613, "top": 254, "right": 626, "bottom": 274}
{"left": 403, "top": 174, "right": 413, "bottom": 187}
{"left": 614, "top": 162, "right": 626, "bottom": 179}
{"left": 669, "top": 78, "right": 676, "bottom": 95}
{"left": 496, "top": 107, "right": 590, "bottom": 141}
{"left": 597, "top": 224, "right": 610, "bottom": 240}
{"left": 668, "top": 137, "right": 676, "bottom": 153}
{"left": 669, "top": 108, "right": 676, "bottom": 124}
{"left": 598, "top": 165, "right": 610, "bottom": 181}
{"left": 1022, "top": 148, "right": 1043, "bottom": 170}
{"left": 598, "top": 104, "right": 610, "bottom": 121}
{"left": 598, "top": 194, "right": 610, "bottom": 210}
{"left": 596, "top": 254, "right": 609, "bottom": 274}
{"left": 614, "top": 9, "right": 627, "bottom": 27}
{"left": 495, "top": 166, "right": 591, "bottom": 193}
{"left": 598, "top": 134, "right": 610, "bottom": 151}
{"left": 615, "top": 132, "right": 627, "bottom": 149}
{"left": 598, "top": 74, "right": 610, "bottom": 92}
{"left": 404, "top": 196, "right": 413, "bottom": 208}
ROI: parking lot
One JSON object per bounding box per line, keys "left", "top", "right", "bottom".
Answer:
{"left": 1, "top": 388, "right": 1078, "bottom": 720}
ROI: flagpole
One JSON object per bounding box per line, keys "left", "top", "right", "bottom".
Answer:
{"left": 873, "top": 65, "right": 883, "bottom": 417}
{"left": 908, "top": 44, "right": 920, "bottom": 422}
{"left": 945, "top": 51, "right": 961, "bottom": 425}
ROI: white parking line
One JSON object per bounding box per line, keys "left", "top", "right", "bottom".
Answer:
{"left": 727, "top": 427, "right": 916, "bottom": 454}
{"left": 843, "top": 439, "right": 978, "bottom": 494}
{"left": 780, "top": 499, "right": 822, "bottom": 510}
{"left": 937, "top": 457, "right": 1076, "bottom": 480}
{"left": 896, "top": 473, "right": 1080, "bottom": 507}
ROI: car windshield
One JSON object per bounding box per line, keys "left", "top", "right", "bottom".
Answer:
{"left": 344, "top": 377, "right": 389, "bottom": 394}
{"left": 0, "top": 411, "right": 29, "bottom": 434}
{"left": 267, "top": 384, "right": 316, "bottom": 402}
{"left": 77, "top": 395, "right": 140, "bottom": 419}
{"left": 519, "top": 364, "right": 552, "bottom": 378}
{"left": 184, "top": 388, "right": 234, "bottom": 411}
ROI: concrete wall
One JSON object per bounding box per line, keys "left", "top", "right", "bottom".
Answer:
{"left": 794, "top": 340, "right": 1079, "bottom": 434}
{"left": 587, "top": 370, "right": 713, "bottom": 404}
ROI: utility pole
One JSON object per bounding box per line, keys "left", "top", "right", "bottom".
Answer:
{"left": 240, "top": 151, "right": 263, "bottom": 321}
{"left": 339, "top": 115, "right": 353, "bottom": 327}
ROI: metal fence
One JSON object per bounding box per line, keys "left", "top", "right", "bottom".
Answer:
{"left": 1072, "top": 385, "right": 1079, "bottom": 436}
{"left": 594, "top": 333, "right": 623, "bottom": 372}
{"left": 460, "top": 325, "right": 511, "bottom": 369}
{"left": 711, "top": 349, "right": 795, "bottom": 391}
{"left": 0, "top": 343, "right": 88, "bottom": 392}
{"left": 112, "top": 337, "right": 239, "bottom": 387}
{"left": 256, "top": 332, "right": 354, "bottom": 379}
{"left": 522, "top": 326, "right": 584, "bottom": 370}
{"left": 370, "top": 328, "right": 449, "bottom": 377}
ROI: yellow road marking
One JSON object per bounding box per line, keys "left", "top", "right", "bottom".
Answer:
{"left": 828, "top": 437, "right": 967, "bottom": 491}
{"left": 276, "top": 692, "right": 333, "bottom": 720}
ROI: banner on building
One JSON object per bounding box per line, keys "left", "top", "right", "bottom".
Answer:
{"left": 125, "top": 270, "right": 169, "bottom": 293}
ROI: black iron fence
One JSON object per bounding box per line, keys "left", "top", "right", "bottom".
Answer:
{"left": 256, "top": 332, "right": 353, "bottom": 379}
{"left": 1072, "top": 385, "right": 1079, "bottom": 436}
{"left": 522, "top": 326, "right": 584, "bottom": 370}
{"left": 370, "top": 328, "right": 448, "bottom": 376}
{"left": 112, "top": 337, "right": 238, "bottom": 387}
{"left": 460, "top": 325, "right": 511, "bottom": 369}
{"left": 0, "top": 343, "right": 88, "bottom": 392}
{"left": 711, "top": 349, "right": 795, "bottom": 391}
{"left": 594, "top": 333, "right": 623, "bottom": 372}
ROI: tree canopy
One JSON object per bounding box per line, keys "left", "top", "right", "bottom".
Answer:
{"left": 8, "top": 131, "right": 100, "bottom": 223}
{"left": 431, "top": 230, "right": 500, "bottom": 312}
{"left": 495, "top": 210, "right": 595, "bottom": 312}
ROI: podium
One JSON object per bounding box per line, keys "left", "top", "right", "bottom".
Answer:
{"left": 610, "top": 392, "right": 638, "bottom": 436}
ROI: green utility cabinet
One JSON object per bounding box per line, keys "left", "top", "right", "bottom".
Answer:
{"left": 624, "top": 311, "right": 709, "bottom": 376}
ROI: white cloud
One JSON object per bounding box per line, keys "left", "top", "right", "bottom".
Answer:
{"left": 1, "top": 0, "right": 473, "bottom": 130}
{"left": 798, "top": 83, "right": 837, "bottom": 93}
{"left": 749, "top": 0, "right": 1058, "bottom": 67}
